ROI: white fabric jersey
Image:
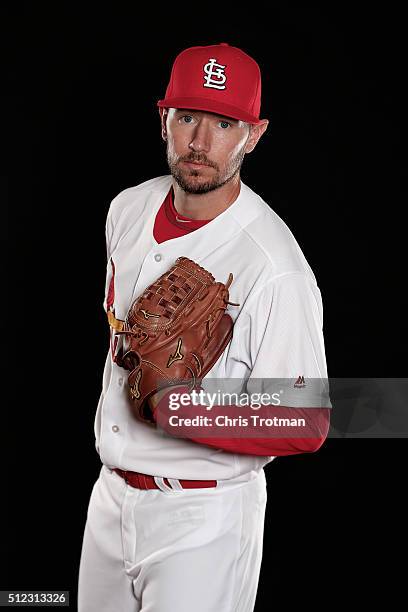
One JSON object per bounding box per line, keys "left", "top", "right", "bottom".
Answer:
{"left": 94, "top": 175, "right": 329, "bottom": 480}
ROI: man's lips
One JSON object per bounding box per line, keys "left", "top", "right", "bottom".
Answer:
{"left": 182, "top": 161, "right": 211, "bottom": 168}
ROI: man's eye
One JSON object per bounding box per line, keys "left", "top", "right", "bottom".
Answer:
{"left": 181, "top": 115, "right": 194, "bottom": 124}
{"left": 219, "top": 121, "right": 231, "bottom": 129}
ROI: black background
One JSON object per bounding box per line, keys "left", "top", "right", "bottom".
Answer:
{"left": 3, "top": 4, "right": 406, "bottom": 610}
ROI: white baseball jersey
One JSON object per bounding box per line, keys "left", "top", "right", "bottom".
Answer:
{"left": 94, "top": 175, "right": 329, "bottom": 480}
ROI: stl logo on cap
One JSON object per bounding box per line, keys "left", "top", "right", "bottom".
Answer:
{"left": 203, "top": 58, "right": 227, "bottom": 90}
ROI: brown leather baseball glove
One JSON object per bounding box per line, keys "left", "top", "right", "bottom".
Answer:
{"left": 108, "top": 257, "right": 238, "bottom": 425}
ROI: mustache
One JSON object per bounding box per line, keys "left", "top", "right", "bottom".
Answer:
{"left": 180, "top": 155, "right": 216, "bottom": 168}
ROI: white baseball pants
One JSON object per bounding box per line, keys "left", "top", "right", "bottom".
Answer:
{"left": 78, "top": 464, "right": 267, "bottom": 611}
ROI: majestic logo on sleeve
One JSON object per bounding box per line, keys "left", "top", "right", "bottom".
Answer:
{"left": 203, "top": 58, "right": 227, "bottom": 90}
{"left": 294, "top": 375, "right": 306, "bottom": 388}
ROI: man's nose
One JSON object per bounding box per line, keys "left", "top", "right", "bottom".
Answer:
{"left": 188, "top": 121, "right": 211, "bottom": 153}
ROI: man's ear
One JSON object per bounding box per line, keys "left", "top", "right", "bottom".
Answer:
{"left": 244, "top": 119, "right": 269, "bottom": 154}
{"left": 159, "top": 108, "right": 168, "bottom": 141}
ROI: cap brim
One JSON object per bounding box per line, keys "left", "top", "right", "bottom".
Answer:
{"left": 157, "top": 97, "right": 262, "bottom": 125}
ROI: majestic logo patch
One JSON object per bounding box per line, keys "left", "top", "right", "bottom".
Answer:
{"left": 294, "top": 375, "right": 306, "bottom": 388}
{"left": 203, "top": 58, "right": 227, "bottom": 90}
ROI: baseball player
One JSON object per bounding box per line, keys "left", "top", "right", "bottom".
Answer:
{"left": 78, "top": 43, "right": 331, "bottom": 611}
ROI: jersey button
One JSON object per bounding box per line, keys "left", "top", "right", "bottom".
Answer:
{"left": 112, "top": 425, "right": 120, "bottom": 433}
{"left": 118, "top": 377, "right": 124, "bottom": 386}
{"left": 154, "top": 254, "right": 162, "bottom": 262}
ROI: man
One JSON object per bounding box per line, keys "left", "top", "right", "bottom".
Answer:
{"left": 78, "top": 43, "right": 330, "bottom": 611}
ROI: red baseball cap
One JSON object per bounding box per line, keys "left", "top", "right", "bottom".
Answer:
{"left": 157, "top": 43, "right": 263, "bottom": 124}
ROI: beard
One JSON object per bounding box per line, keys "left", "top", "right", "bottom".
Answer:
{"left": 166, "top": 145, "right": 246, "bottom": 194}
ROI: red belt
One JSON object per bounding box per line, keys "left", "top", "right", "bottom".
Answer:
{"left": 113, "top": 468, "right": 217, "bottom": 490}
